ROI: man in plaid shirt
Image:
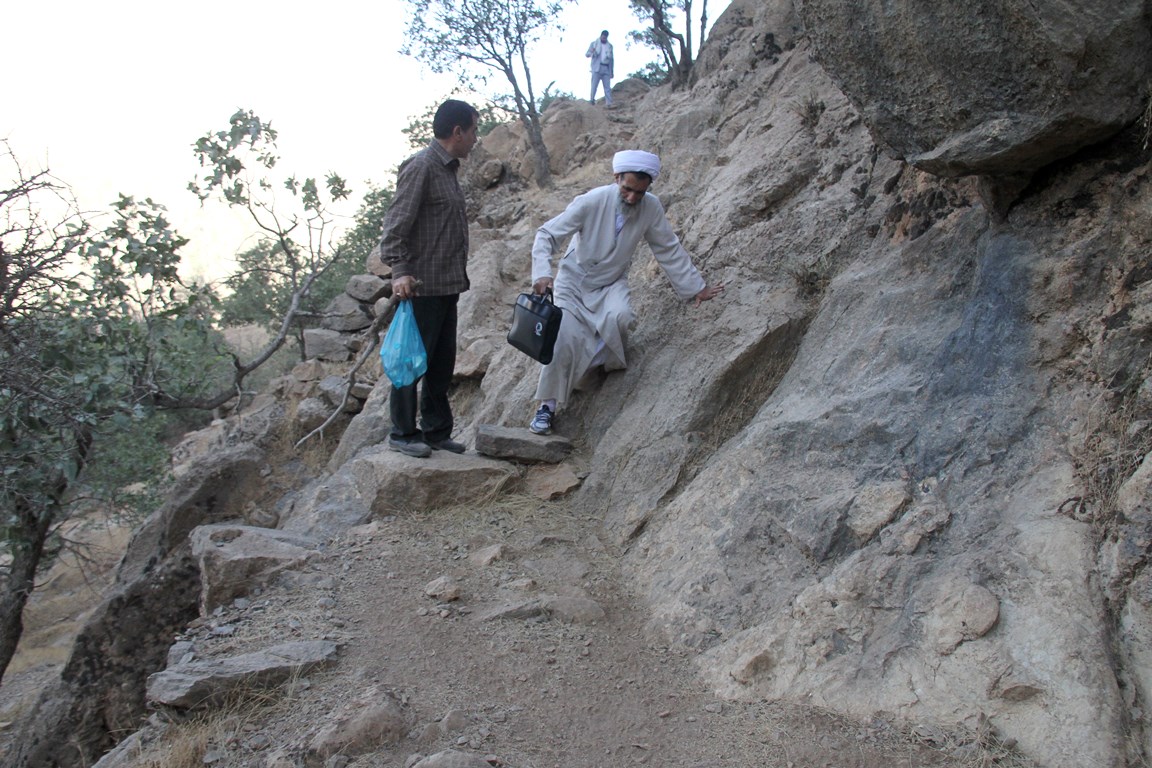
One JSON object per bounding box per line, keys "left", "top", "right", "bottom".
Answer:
{"left": 379, "top": 99, "right": 480, "bottom": 458}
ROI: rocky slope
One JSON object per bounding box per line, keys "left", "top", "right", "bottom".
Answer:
{"left": 5, "top": 1, "right": 1152, "bottom": 766}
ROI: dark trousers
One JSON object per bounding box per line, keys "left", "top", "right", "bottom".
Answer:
{"left": 390, "top": 294, "right": 458, "bottom": 443}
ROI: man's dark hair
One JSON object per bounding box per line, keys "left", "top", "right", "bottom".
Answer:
{"left": 616, "top": 171, "right": 652, "bottom": 183}
{"left": 600, "top": 29, "right": 609, "bottom": 36}
{"left": 433, "top": 99, "right": 479, "bottom": 140}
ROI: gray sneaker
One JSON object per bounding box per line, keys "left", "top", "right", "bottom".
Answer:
{"left": 529, "top": 404, "right": 554, "bottom": 435}
{"left": 389, "top": 437, "right": 431, "bottom": 458}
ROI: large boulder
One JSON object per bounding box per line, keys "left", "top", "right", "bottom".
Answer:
{"left": 189, "top": 525, "right": 323, "bottom": 613}
{"left": 321, "top": 293, "right": 374, "bottom": 332}
{"left": 304, "top": 328, "right": 353, "bottom": 362}
{"left": 349, "top": 446, "right": 520, "bottom": 515}
{"left": 146, "top": 640, "right": 339, "bottom": 708}
{"left": 797, "top": 0, "right": 1152, "bottom": 177}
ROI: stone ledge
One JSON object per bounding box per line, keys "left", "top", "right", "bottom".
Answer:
{"left": 475, "top": 424, "right": 573, "bottom": 464}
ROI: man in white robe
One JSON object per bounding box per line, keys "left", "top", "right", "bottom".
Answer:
{"left": 527, "top": 150, "right": 724, "bottom": 434}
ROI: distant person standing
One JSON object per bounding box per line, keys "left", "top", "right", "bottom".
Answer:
{"left": 378, "top": 99, "right": 480, "bottom": 458}
{"left": 586, "top": 30, "right": 614, "bottom": 106}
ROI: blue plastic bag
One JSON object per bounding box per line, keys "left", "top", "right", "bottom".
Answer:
{"left": 380, "top": 300, "right": 428, "bottom": 388}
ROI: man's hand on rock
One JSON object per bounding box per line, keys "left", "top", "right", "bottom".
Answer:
{"left": 694, "top": 282, "right": 725, "bottom": 307}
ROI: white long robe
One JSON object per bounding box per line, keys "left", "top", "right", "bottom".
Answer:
{"left": 530, "top": 184, "right": 706, "bottom": 407}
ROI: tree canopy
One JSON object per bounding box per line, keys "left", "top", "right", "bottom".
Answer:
{"left": 0, "top": 144, "right": 225, "bottom": 682}
{"left": 402, "top": 0, "right": 573, "bottom": 186}
{"left": 0, "top": 110, "right": 375, "bottom": 684}
{"left": 219, "top": 181, "right": 396, "bottom": 348}
{"left": 630, "top": 0, "right": 714, "bottom": 87}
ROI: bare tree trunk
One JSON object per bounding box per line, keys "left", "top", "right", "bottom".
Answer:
{"left": 0, "top": 425, "right": 91, "bottom": 686}
{"left": 528, "top": 128, "right": 552, "bottom": 188}
{"left": 0, "top": 501, "right": 57, "bottom": 685}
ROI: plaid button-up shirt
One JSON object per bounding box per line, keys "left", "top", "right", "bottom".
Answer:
{"left": 379, "top": 140, "right": 470, "bottom": 296}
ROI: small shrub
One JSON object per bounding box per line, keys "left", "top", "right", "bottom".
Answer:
{"left": 789, "top": 89, "right": 826, "bottom": 129}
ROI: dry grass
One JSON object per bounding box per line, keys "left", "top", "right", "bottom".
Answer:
{"left": 789, "top": 88, "right": 826, "bottom": 130}
{"left": 130, "top": 678, "right": 303, "bottom": 768}
{"left": 266, "top": 401, "right": 346, "bottom": 474}
{"left": 905, "top": 719, "right": 1037, "bottom": 768}
{"left": 1067, "top": 390, "right": 1152, "bottom": 530}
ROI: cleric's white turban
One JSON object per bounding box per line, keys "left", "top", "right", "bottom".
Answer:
{"left": 612, "top": 150, "right": 661, "bottom": 181}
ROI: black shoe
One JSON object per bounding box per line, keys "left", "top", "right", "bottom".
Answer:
{"left": 389, "top": 437, "right": 431, "bottom": 458}
{"left": 427, "top": 437, "right": 466, "bottom": 454}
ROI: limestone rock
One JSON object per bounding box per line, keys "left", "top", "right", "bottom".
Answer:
{"left": 88, "top": 721, "right": 171, "bottom": 768}
{"left": 321, "top": 293, "right": 374, "bottom": 332}
{"left": 365, "top": 243, "right": 391, "bottom": 277}
{"left": 169, "top": 396, "right": 284, "bottom": 479}
{"left": 799, "top": 0, "right": 1152, "bottom": 177}
{"left": 473, "top": 158, "right": 504, "bottom": 189}
{"left": 327, "top": 399, "right": 391, "bottom": 473}
{"left": 846, "top": 482, "right": 910, "bottom": 543}
{"left": 279, "top": 467, "right": 373, "bottom": 541}
{"left": 291, "top": 359, "right": 331, "bottom": 382}
{"left": 525, "top": 464, "right": 582, "bottom": 500}
{"left": 319, "top": 375, "right": 362, "bottom": 413}
{"left": 922, "top": 576, "right": 1001, "bottom": 655}
{"left": 474, "top": 424, "right": 573, "bottom": 464}
{"left": 350, "top": 380, "right": 374, "bottom": 400}
{"left": 345, "top": 273, "right": 390, "bottom": 303}
{"left": 189, "top": 525, "right": 323, "bottom": 613}
{"left": 146, "top": 640, "right": 338, "bottom": 708}
{"left": 410, "top": 750, "right": 493, "bottom": 768}
{"left": 476, "top": 594, "right": 605, "bottom": 624}
{"left": 307, "top": 691, "right": 410, "bottom": 762}
{"left": 540, "top": 100, "right": 612, "bottom": 177}
{"left": 424, "top": 576, "right": 462, "bottom": 602}
{"left": 304, "top": 328, "right": 353, "bottom": 362}
{"left": 349, "top": 445, "right": 519, "bottom": 515}
{"left": 455, "top": 338, "right": 498, "bottom": 380}
{"left": 469, "top": 544, "right": 505, "bottom": 566}
{"left": 295, "top": 397, "right": 334, "bottom": 431}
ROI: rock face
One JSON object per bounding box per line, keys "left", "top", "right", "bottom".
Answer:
{"left": 13, "top": 1, "right": 1152, "bottom": 767}
{"left": 448, "top": 0, "right": 1152, "bottom": 765}
{"left": 798, "top": 0, "right": 1152, "bottom": 178}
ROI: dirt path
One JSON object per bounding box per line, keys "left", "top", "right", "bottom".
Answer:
{"left": 0, "top": 450, "right": 1026, "bottom": 768}
{"left": 149, "top": 493, "right": 996, "bottom": 768}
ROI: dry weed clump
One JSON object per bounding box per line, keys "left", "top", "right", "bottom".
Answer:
{"left": 1067, "top": 391, "right": 1152, "bottom": 531}
{"left": 269, "top": 400, "right": 346, "bottom": 474}
{"left": 131, "top": 681, "right": 299, "bottom": 768}
{"left": 906, "top": 718, "right": 1038, "bottom": 768}
{"left": 789, "top": 88, "right": 826, "bottom": 130}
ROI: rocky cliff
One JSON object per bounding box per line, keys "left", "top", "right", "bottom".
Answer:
{"left": 8, "top": 1, "right": 1152, "bottom": 766}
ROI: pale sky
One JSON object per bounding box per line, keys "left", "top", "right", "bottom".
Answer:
{"left": 3, "top": 0, "right": 728, "bottom": 281}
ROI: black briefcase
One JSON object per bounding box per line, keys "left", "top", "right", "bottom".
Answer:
{"left": 507, "top": 290, "right": 563, "bottom": 364}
